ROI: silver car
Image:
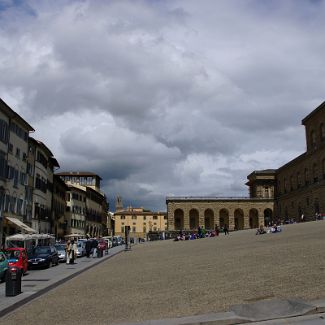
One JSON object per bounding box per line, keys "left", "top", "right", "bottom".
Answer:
{"left": 77, "top": 241, "right": 86, "bottom": 257}
{"left": 55, "top": 244, "right": 66, "bottom": 262}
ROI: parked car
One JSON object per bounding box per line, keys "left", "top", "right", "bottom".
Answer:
{"left": 116, "top": 236, "right": 124, "bottom": 246}
{"left": 54, "top": 244, "right": 66, "bottom": 262}
{"left": 5, "top": 247, "right": 28, "bottom": 275}
{"left": 0, "top": 251, "right": 8, "bottom": 282}
{"left": 28, "top": 246, "right": 59, "bottom": 269}
{"left": 112, "top": 236, "right": 124, "bottom": 247}
{"left": 102, "top": 237, "right": 112, "bottom": 248}
{"left": 77, "top": 241, "right": 86, "bottom": 257}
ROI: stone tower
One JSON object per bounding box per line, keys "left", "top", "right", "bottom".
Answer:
{"left": 115, "top": 195, "right": 123, "bottom": 212}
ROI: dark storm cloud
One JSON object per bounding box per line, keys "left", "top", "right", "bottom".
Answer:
{"left": 1, "top": 0, "right": 324, "bottom": 210}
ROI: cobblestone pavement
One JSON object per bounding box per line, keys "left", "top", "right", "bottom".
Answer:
{"left": 0, "top": 245, "right": 125, "bottom": 317}
{"left": 1, "top": 221, "right": 325, "bottom": 325}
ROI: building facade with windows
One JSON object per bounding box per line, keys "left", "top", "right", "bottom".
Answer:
{"left": 65, "top": 184, "right": 87, "bottom": 236}
{"left": 52, "top": 175, "right": 68, "bottom": 239}
{"left": 0, "top": 99, "right": 35, "bottom": 241}
{"left": 167, "top": 102, "right": 325, "bottom": 231}
{"left": 275, "top": 102, "right": 325, "bottom": 221}
{"left": 29, "top": 138, "right": 59, "bottom": 234}
{"left": 114, "top": 199, "right": 167, "bottom": 240}
{"left": 57, "top": 172, "right": 108, "bottom": 237}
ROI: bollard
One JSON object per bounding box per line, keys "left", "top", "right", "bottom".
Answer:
{"left": 5, "top": 266, "right": 22, "bottom": 297}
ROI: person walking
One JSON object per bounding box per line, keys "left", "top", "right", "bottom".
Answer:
{"left": 72, "top": 239, "right": 78, "bottom": 264}
{"left": 85, "top": 236, "right": 92, "bottom": 258}
{"left": 92, "top": 238, "right": 98, "bottom": 258}
{"left": 198, "top": 226, "right": 202, "bottom": 238}
{"left": 65, "top": 240, "right": 71, "bottom": 265}
{"left": 69, "top": 239, "right": 75, "bottom": 264}
{"left": 224, "top": 224, "right": 229, "bottom": 235}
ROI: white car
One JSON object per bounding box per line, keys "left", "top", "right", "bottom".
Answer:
{"left": 77, "top": 241, "right": 86, "bottom": 257}
{"left": 102, "top": 237, "right": 112, "bottom": 248}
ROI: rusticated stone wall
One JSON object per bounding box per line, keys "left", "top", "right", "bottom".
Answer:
{"left": 167, "top": 199, "right": 274, "bottom": 231}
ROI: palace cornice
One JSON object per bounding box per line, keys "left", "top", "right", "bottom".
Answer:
{"left": 166, "top": 197, "right": 274, "bottom": 203}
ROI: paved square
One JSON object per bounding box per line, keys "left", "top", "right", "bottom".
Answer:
{"left": 2, "top": 221, "right": 325, "bottom": 324}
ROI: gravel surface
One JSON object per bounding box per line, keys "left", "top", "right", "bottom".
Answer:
{"left": 2, "top": 221, "right": 325, "bottom": 325}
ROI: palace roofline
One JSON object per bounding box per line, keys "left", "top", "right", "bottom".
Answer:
{"left": 302, "top": 101, "right": 325, "bottom": 125}
{"left": 166, "top": 197, "right": 274, "bottom": 202}
{"left": 277, "top": 152, "right": 307, "bottom": 172}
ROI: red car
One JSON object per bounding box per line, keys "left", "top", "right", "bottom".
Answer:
{"left": 6, "top": 248, "right": 28, "bottom": 275}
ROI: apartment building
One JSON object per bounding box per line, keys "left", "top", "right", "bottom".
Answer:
{"left": 52, "top": 174, "right": 68, "bottom": 239}
{"left": 57, "top": 172, "right": 108, "bottom": 237}
{"left": 65, "top": 184, "right": 87, "bottom": 236}
{"left": 29, "top": 137, "right": 59, "bottom": 234}
{"left": 0, "top": 98, "right": 35, "bottom": 244}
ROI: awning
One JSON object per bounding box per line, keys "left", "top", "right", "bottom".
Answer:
{"left": 64, "top": 233, "right": 85, "bottom": 238}
{"left": 5, "top": 217, "right": 37, "bottom": 234}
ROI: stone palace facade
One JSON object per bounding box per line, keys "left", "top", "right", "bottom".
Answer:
{"left": 167, "top": 102, "right": 325, "bottom": 231}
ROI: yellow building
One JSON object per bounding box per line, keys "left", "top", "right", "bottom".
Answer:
{"left": 114, "top": 200, "right": 167, "bottom": 240}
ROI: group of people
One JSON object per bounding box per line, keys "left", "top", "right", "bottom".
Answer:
{"left": 85, "top": 236, "right": 98, "bottom": 258}
{"left": 174, "top": 225, "right": 229, "bottom": 241}
{"left": 256, "top": 224, "right": 282, "bottom": 235}
{"left": 64, "top": 236, "right": 100, "bottom": 264}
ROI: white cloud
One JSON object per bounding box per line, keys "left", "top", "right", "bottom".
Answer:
{"left": 0, "top": 0, "right": 324, "bottom": 210}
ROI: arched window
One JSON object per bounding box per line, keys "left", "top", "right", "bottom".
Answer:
{"left": 304, "top": 168, "right": 309, "bottom": 186}
{"left": 313, "top": 163, "right": 318, "bottom": 183}
{"left": 320, "top": 123, "right": 325, "bottom": 142}
{"left": 297, "top": 172, "right": 301, "bottom": 188}
{"left": 290, "top": 175, "right": 294, "bottom": 191}
{"left": 311, "top": 130, "right": 317, "bottom": 150}
{"left": 284, "top": 178, "right": 287, "bottom": 193}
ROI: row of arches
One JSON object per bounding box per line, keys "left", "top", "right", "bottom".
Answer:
{"left": 173, "top": 208, "right": 273, "bottom": 230}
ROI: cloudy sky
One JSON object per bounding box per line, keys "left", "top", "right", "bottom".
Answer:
{"left": 0, "top": 0, "right": 324, "bottom": 211}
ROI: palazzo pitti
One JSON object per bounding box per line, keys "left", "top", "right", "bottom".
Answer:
{"left": 167, "top": 102, "right": 325, "bottom": 231}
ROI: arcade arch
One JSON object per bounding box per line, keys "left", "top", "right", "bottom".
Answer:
{"left": 234, "top": 208, "right": 244, "bottom": 230}
{"left": 174, "top": 209, "right": 184, "bottom": 230}
{"left": 219, "top": 209, "right": 229, "bottom": 228}
{"left": 204, "top": 209, "right": 214, "bottom": 230}
{"left": 189, "top": 209, "right": 199, "bottom": 230}
{"left": 249, "top": 208, "right": 259, "bottom": 228}
{"left": 264, "top": 208, "right": 273, "bottom": 226}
